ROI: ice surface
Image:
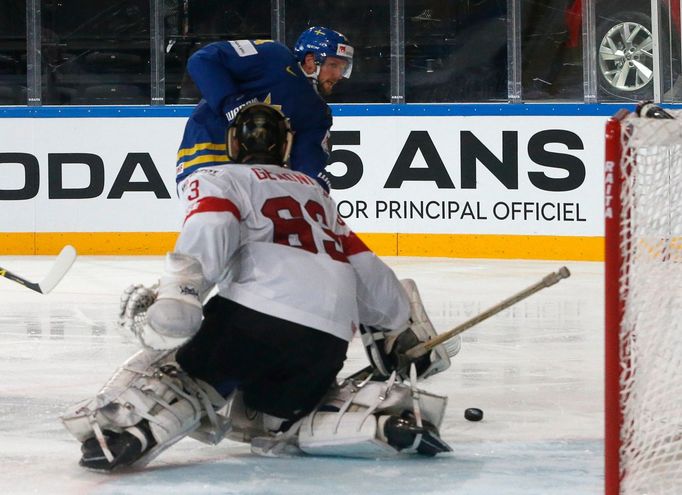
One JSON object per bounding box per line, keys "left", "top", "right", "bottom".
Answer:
{"left": 0, "top": 256, "right": 603, "bottom": 494}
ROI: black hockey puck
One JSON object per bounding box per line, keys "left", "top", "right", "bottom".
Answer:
{"left": 464, "top": 407, "right": 484, "bottom": 422}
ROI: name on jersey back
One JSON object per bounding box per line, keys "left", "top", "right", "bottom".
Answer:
{"left": 251, "top": 167, "right": 317, "bottom": 187}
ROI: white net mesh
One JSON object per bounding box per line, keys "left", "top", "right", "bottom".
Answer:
{"left": 618, "top": 111, "right": 682, "bottom": 494}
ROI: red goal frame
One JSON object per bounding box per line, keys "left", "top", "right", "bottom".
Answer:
{"left": 603, "top": 109, "right": 630, "bottom": 495}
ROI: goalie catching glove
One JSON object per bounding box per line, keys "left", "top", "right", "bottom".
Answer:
{"left": 118, "top": 253, "right": 208, "bottom": 351}
{"left": 119, "top": 283, "right": 158, "bottom": 332}
{"left": 360, "top": 279, "right": 460, "bottom": 380}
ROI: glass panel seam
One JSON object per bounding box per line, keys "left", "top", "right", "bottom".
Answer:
{"left": 272, "top": 0, "right": 285, "bottom": 43}
{"left": 507, "top": 0, "right": 522, "bottom": 103}
{"left": 27, "top": 0, "right": 41, "bottom": 106}
{"left": 582, "top": 0, "right": 597, "bottom": 103}
{"left": 390, "top": 0, "right": 404, "bottom": 104}
{"left": 151, "top": 0, "right": 165, "bottom": 105}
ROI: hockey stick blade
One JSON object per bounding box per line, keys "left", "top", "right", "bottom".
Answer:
{"left": 0, "top": 245, "right": 77, "bottom": 294}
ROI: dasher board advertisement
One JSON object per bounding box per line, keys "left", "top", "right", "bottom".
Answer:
{"left": 0, "top": 113, "right": 606, "bottom": 258}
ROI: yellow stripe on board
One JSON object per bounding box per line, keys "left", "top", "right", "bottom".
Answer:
{"left": 1, "top": 233, "right": 35, "bottom": 254}
{"left": 394, "top": 233, "right": 604, "bottom": 261}
{"left": 0, "top": 233, "right": 179, "bottom": 255}
{"left": 1, "top": 232, "right": 604, "bottom": 260}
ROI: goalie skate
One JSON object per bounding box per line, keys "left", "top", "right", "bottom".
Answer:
{"left": 79, "top": 423, "right": 155, "bottom": 472}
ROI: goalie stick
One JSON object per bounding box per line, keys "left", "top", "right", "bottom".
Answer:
{"left": 0, "top": 245, "right": 77, "bottom": 294}
{"left": 348, "top": 266, "right": 571, "bottom": 381}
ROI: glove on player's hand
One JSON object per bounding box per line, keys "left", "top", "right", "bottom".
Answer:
{"left": 360, "top": 279, "right": 459, "bottom": 381}
{"left": 118, "top": 283, "right": 159, "bottom": 337}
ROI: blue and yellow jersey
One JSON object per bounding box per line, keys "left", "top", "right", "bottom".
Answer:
{"left": 176, "top": 40, "right": 332, "bottom": 184}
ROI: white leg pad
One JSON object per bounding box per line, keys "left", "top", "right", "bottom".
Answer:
{"left": 334, "top": 380, "right": 448, "bottom": 429}
{"left": 147, "top": 396, "right": 202, "bottom": 445}
{"left": 298, "top": 411, "right": 398, "bottom": 457}
{"left": 273, "top": 379, "right": 447, "bottom": 458}
{"left": 61, "top": 349, "right": 229, "bottom": 466}
{"left": 62, "top": 349, "right": 175, "bottom": 441}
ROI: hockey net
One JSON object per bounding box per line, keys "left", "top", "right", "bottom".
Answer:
{"left": 604, "top": 109, "right": 682, "bottom": 495}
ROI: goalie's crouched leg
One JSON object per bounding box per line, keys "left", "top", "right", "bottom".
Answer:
{"left": 294, "top": 379, "right": 452, "bottom": 458}
{"left": 61, "top": 349, "right": 229, "bottom": 471}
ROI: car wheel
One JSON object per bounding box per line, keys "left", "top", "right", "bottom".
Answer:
{"left": 597, "top": 11, "right": 653, "bottom": 100}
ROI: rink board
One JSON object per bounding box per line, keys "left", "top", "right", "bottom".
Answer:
{"left": 0, "top": 104, "right": 612, "bottom": 259}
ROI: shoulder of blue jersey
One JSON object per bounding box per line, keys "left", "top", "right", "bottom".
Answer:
{"left": 227, "top": 39, "right": 292, "bottom": 59}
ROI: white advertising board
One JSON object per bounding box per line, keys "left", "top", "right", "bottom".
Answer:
{"left": 328, "top": 116, "right": 605, "bottom": 236}
{"left": 0, "top": 118, "right": 186, "bottom": 232}
{"left": 0, "top": 115, "right": 606, "bottom": 237}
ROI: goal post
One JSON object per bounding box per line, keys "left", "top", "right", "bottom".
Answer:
{"left": 604, "top": 110, "right": 626, "bottom": 495}
{"left": 604, "top": 107, "right": 682, "bottom": 495}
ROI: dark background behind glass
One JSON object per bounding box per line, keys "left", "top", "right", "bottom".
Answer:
{"left": 404, "top": 1, "right": 507, "bottom": 102}
{"left": 0, "top": 1, "right": 671, "bottom": 105}
{"left": 521, "top": 0, "right": 583, "bottom": 101}
{"left": 0, "top": 0, "right": 27, "bottom": 105}
{"left": 40, "top": 0, "right": 151, "bottom": 105}
{"left": 164, "top": 1, "right": 270, "bottom": 104}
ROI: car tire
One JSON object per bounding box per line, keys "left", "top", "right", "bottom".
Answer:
{"left": 597, "top": 11, "right": 653, "bottom": 101}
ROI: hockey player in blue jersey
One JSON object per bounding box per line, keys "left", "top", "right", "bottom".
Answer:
{"left": 176, "top": 26, "right": 354, "bottom": 190}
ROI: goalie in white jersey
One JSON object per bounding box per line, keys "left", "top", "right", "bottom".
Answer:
{"left": 61, "top": 103, "right": 456, "bottom": 470}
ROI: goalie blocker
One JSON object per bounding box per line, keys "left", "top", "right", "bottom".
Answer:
{"left": 360, "top": 279, "right": 459, "bottom": 380}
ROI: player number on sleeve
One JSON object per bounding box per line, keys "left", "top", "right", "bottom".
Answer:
{"left": 187, "top": 179, "right": 200, "bottom": 201}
